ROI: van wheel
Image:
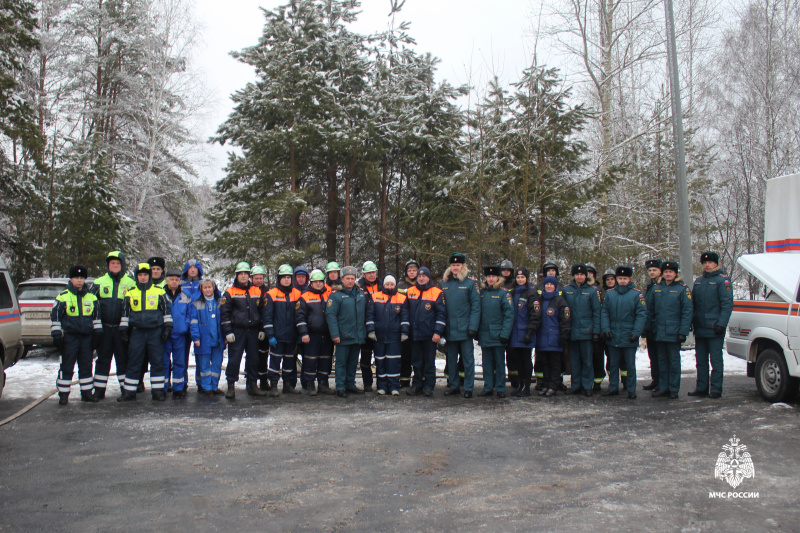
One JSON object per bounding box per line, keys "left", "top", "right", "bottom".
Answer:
{"left": 755, "top": 348, "right": 799, "bottom": 402}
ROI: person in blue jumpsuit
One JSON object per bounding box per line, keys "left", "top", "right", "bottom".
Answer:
{"left": 181, "top": 259, "right": 203, "bottom": 390}
{"left": 406, "top": 267, "right": 446, "bottom": 397}
{"left": 51, "top": 265, "right": 103, "bottom": 405}
{"left": 647, "top": 261, "right": 693, "bottom": 399}
{"left": 690, "top": 251, "right": 734, "bottom": 398}
{"left": 163, "top": 269, "right": 193, "bottom": 397}
{"left": 190, "top": 279, "right": 225, "bottom": 398}
{"left": 600, "top": 266, "right": 647, "bottom": 399}
{"left": 526, "top": 276, "right": 571, "bottom": 397}
{"left": 366, "top": 274, "right": 410, "bottom": 396}
{"left": 508, "top": 267, "right": 537, "bottom": 397}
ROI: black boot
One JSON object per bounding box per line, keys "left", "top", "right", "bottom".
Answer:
{"left": 225, "top": 382, "right": 236, "bottom": 399}
{"left": 81, "top": 390, "right": 99, "bottom": 403}
{"left": 259, "top": 378, "right": 271, "bottom": 391}
{"left": 93, "top": 388, "right": 106, "bottom": 400}
{"left": 248, "top": 380, "right": 267, "bottom": 397}
{"left": 117, "top": 393, "right": 136, "bottom": 402}
{"left": 519, "top": 378, "right": 531, "bottom": 397}
{"left": 152, "top": 391, "right": 166, "bottom": 401}
{"left": 58, "top": 392, "right": 69, "bottom": 405}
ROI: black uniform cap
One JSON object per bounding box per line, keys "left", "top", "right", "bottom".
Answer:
{"left": 448, "top": 252, "right": 466, "bottom": 264}
{"left": 645, "top": 258, "right": 663, "bottom": 270}
{"left": 147, "top": 256, "right": 166, "bottom": 269}
{"left": 700, "top": 251, "right": 719, "bottom": 264}
{"left": 661, "top": 261, "right": 679, "bottom": 274}
{"left": 69, "top": 265, "right": 88, "bottom": 279}
{"left": 615, "top": 265, "right": 633, "bottom": 277}
{"left": 483, "top": 265, "right": 502, "bottom": 277}
{"left": 571, "top": 263, "right": 588, "bottom": 276}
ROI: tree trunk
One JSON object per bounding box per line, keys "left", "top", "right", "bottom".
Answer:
{"left": 290, "top": 144, "right": 299, "bottom": 249}
{"left": 344, "top": 155, "right": 355, "bottom": 265}
{"left": 379, "top": 155, "right": 388, "bottom": 273}
{"left": 326, "top": 165, "right": 338, "bottom": 260}
{"left": 539, "top": 201, "right": 547, "bottom": 266}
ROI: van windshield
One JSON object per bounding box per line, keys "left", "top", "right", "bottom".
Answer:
{"left": 17, "top": 284, "right": 65, "bottom": 300}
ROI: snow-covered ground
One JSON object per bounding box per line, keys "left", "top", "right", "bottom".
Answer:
{"left": 4, "top": 344, "right": 749, "bottom": 401}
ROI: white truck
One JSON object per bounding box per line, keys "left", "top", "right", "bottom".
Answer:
{"left": 726, "top": 173, "right": 800, "bottom": 402}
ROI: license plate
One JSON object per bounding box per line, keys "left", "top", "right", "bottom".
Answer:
{"left": 25, "top": 312, "right": 50, "bottom": 319}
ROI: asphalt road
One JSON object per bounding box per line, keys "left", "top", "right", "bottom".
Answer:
{"left": 1, "top": 374, "right": 799, "bottom": 532}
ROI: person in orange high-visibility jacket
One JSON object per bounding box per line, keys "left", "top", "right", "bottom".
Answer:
{"left": 406, "top": 267, "right": 446, "bottom": 397}
{"left": 262, "top": 264, "right": 303, "bottom": 395}
{"left": 296, "top": 269, "right": 334, "bottom": 395}
{"left": 220, "top": 262, "right": 265, "bottom": 399}
{"left": 366, "top": 275, "right": 410, "bottom": 396}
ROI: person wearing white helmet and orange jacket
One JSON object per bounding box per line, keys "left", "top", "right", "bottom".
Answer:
{"left": 296, "top": 269, "right": 334, "bottom": 395}
{"left": 220, "top": 262, "right": 266, "bottom": 399}
{"left": 263, "top": 264, "right": 303, "bottom": 396}
{"left": 357, "top": 260, "right": 382, "bottom": 392}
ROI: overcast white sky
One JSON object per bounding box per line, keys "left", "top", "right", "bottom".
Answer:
{"left": 192, "top": 0, "right": 543, "bottom": 183}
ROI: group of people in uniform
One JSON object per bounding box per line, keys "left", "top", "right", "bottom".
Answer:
{"left": 50, "top": 249, "right": 733, "bottom": 404}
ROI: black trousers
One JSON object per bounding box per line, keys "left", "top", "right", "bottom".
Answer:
{"left": 507, "top": 347, "right": 532, "bottom": 384}
{"left": 94, "top": 326, "right": 128, "bottom": 392}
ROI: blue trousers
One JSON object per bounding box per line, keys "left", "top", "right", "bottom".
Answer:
{"left": 268, "top": 340, "right": 298, "bottom": 387}
{"left": 607, "top": 346, "right": 637, "bottom": 392}
{"left": 94, "top": 326, "right": 128, "bottom": 392}
{"left": 57, "top": 334, "right": 94, "bottom": 396}
{"left": 569, "top": 339, "right": 594, "bottom": 391}
{"left": 447, "top": 340, "right": 475, "bottom": 392}
{"left": 184, "top": 331, "right": 193, "bottom": 387}
{"left": 481, "top": 345, "right": 506, "bottom": 392}
{"left": 374, "top": 340, "right": 402, "bottom": 392}
{"left": 335, "top": 344, "right": 360, "bottom": 391}
{"left": 695, "top": 336, "right": 724, "bottom": 395}
{"left": 163, "top": 334, "right": 187, "bottom": 391}
{"left": 300, "top": 334, "right": 333, "bottom": 385}
{"left": 196, "top": 347, "right": 223, "bottom": 392}
{"left": 656, "top": 341, "right": 682, "bottom": 393}
{"left": 225, "top": 327, "right": 259, "bottom": 383}
{"left": 411, "top": 340, "right": 437, "bottom": 391}
{"left": 124, "top": 328, "right": 165, "bottom": 396}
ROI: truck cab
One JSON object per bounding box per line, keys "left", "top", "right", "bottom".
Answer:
{"left": 726, "top": 253, "right": 800, "bottom": 402}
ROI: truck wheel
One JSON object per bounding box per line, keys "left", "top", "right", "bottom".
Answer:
{"left": 755, "top": 348, "right": 799, "bottom": 402}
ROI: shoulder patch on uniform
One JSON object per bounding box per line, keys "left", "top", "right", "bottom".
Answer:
{"left": 564, "top": 307, "right": 571, "bottom": 319}
{"left": 327, "top": 299, "right": 333, "bottom": 307}
{"left": 724, "top": 280, "right": 731, "bottom": 291}
{"left": 219, "top": 297, "right": 226, "bottom": 305}
{"left": 686, "top": 288, "right": 692, "bottom": 299}
{"left": 295, "top": 301, "right": 301, "bottom": 310}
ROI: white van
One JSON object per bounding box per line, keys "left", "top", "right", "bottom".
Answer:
{"left": 0, "top": 258, "right": 24, "bottom": 398}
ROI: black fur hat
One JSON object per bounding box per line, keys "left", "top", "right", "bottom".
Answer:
{"left": 69, "top": 265, "right": 88, "bottom": 279}
{"left": 571, "top": 263, "right": 588, "bottom": 276}
{"left": 615, "top": 265, "right": 633, "bottom": 277}
{"left": 700, "top": 251, "right": 719, "bottom": 264}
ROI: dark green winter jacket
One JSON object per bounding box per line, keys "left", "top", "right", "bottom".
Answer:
{"left": 325, "top": 285, "right": 367, "bottom": 345}
{"left": 440, "top": 266, "right": 481, "bottom": 341}
{"left": 647, "top": 277, "right": 693, "bottom": 342}
{"left": 477, "top": 281, "right": 514, "bottom": 347}
{"left": 601, "top": 282, "right": 647, "bottom": 348}
{"left": 561, "top": 280, "right": 601, "bottom": 340}
{"left": 691, "top": 268, "right": 734, "bottom": 338}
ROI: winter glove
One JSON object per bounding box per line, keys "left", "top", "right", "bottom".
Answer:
{"left": 258, "top": 331, "right": 266, "bottom": 341}
{"left": 52, "top": 335, "right": 63, "bottom": 351}
{"left": 367, "top": 332, "right": 377, "bottom": 342}
{"left": 603, "top": 331, "right": 613, "bottom": 341}
{"left": 401, "top": 334, "right": 408, "bottom": 342}
{"left": 92, "top": 335, "right": 102, "bottom": 350}
{"left": 120, "top": 330, "right": 130, "bottom": 344}
{"left": 678, "top": 334, "right": 687, "bottom": 344}
{"left": 269, "top": 337, "right": 278, "bottom": 348}
{"left": 468, "top": 330, "right": 478, "bottom": 339}
{"left": 226, "top": 333, "right": 236, "bottom": 343}
{"left": 628, "top": 335, "right": 639, "bottom": 343}
{"left": 714, "top": 325, "right": 726, "bottom": 335}
{"left": 161, "top": 327, "right": 172, "bottom": 343}
{"left": 499, "top": 337, "right": 509, "bottom": 346}
{"left": 592, "top": 334, "right": 601, "bottom": 342}
{"left": 523, "top": 333, "right": 533, "bottom": 345}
